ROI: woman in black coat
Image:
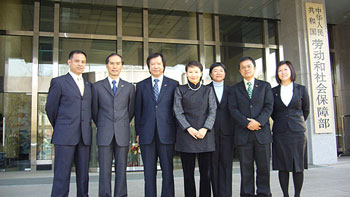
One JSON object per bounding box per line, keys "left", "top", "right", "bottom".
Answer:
{"left": 174, "top": 60, "right": 217, "bottom": 197}
{"left": 271, "top": 61, "right": 310, "bottom": 197}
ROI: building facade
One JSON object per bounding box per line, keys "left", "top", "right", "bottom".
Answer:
{"left": 0, "top": 0, "right": 349, "bottom": 171}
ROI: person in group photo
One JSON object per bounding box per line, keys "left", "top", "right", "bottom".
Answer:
{"left": 92, "top": 53, "right": 135, "bottom": 197}
{"left": 174, "top": 60, "right": 217, "bottom": 197}
{"left": 46, "top": 50, "right": 92, "bottom": 197}
{"left": 208, "top": 62, "right": 235, "bottom": 197}
{"left": 134, "top": 53, "right": 179, "bottom": 197}
{"left": 228, "top": 56, "right": 274, "bottom": 197}
{"left": 271, "top": 60, "right": 310, "bottom": 197}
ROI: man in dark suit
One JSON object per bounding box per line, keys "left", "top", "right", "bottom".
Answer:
{"left": 209, "top": 62, "right": 235, "bottom": 197}
{"left": 92, "top": 53, "right": 135, "bottom": 197}
{"left": 228, "top": 57, "right": 274, "bottom": 197}
{"left": 46, "top": 50, "right": 92, "bottom": 197}
{"left": 135, "top": 53, "right": 179, "bottom": 197}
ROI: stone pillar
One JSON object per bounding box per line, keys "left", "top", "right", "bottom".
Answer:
{"left": 279, "top": 0, "right": 337, "bottom": 165}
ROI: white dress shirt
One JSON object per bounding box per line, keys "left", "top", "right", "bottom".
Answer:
{"left": 243, "top": 78, "right": 255, "bottom": 91}
{"left": 152, "top": 74, "right": 164, "bottom": 92}
{"left": 280, "top": 82, "right": 293, "bottom": 106}
{"left": 213, "top": 81, "right": 224, "bottom": 103}
{"left": 107, "top": 76, "right": 120, "bottom": 89}
{"left": 69, "top": 71, "right": 84, "bottom": 96}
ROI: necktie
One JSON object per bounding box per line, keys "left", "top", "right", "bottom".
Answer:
{"left": 247, "top": 82, "right": 252, "bottom": 99}
{"left": 77, "top": 77, "right": 84, "bottom": 96}
{"left": 112, "top": 80, "right": 117, "bottom": 96}
{"left": 154, "top": 79, "right": 159, "bottom": 101}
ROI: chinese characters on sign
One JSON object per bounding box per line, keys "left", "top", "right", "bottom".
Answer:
{"left": 305, "top": 2, "right": 334, "bottom": 133}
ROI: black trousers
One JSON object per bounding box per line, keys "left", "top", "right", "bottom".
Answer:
{"left": 237, "top": 132, "right": 271, "bottom": 197}
{"left": 180, "top": 152, "right": 212, "bottom": 197}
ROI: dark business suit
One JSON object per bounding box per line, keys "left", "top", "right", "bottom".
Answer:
{"left": 135, "top": 76, "right": 179, "bottom": 197}
{"left": 46, "top": 73, "right": 92, "bottom": 197}
{"left": 209, "top": 82, "right": 234, "bottom": 197}
{"left": 92, "top": 78, "right": 135, "bottom": 197}
{"left": 271, "top": 83, "right": 310, "bottom": 172}
{"left": 228, "top": 79, "right": 273, "bottom": 197}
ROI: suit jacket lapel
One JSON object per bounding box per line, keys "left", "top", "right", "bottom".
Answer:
{"left": 102, "top": 78, "right": 114, "bottom": 97}
{"left": 251, "top": 79, "right": 259, "bottom": 100}
{"left": 157, "top": 77, "right": 169, "bottom": 103}
{"left": 238, "top": 81, "right": 250, "bottom": 100}
{"left": 145, "top": 77, "right": 156, "bottom": 103}
{"left": 209, "top": 82, "right": 220, "bottom": 105}
{"left": 289, "top": 83, "right": 299, "bottom": 108}
{"left": 115, "top": 79, "right": 126, "bottom": 98}
{"left": 64, "top": 73, "right": 81, "bottom": 97}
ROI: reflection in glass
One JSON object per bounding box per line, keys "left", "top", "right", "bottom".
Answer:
{"left": 0, "top": 36, "right": 33, "bottom": 93}
{"left": 149, "top": 43, "right": 198, "bottom": 84}
{"left": 268, "top": 21, "right": 277, "bottom": 45}
{"left": 204, "top": 46, "right": 215, "bottom": 69}
{"left": 149, "top": 9, "right": 197, "bottom": 40}
{"left": 60, "top": 3, "right": 116, "bottom": 35}
{"left": 220, "top": 47, "right": 264, "bottom": 85}
{"left": 266, "top": 49, "right": 278, "bottom": 87}
{"left": 220, "top": 15, "right": 263, "bottom": 44}
{"left": 0, "top": 0, "right": 34, "bottom": 31}
{"left": 59, "top": 38, "right": 117, "bottom": 76}
{"left": 40, "top": 1, "right": 54, "bottom": 32}
{"left": 39, "top": 37, "right": 53, "bottom": 77}
{"left": 123, "top": 7, "right": 142, "bottom": 37}
{"left": 37, "top": 94, "right": 52, "bottom": 161}
{"left": 203, "top": 13, "right": 214, "bottom": 41}
{"left": 0, "top": 93, "right": 31, "bottom": 171}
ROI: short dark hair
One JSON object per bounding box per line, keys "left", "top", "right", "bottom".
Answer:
{"left": 239, "top": 56, "right": 256, "bottom": 68}
{"left": 147, "top": 53, "right": 166, "bottom": 69}
{"left": 209, "top": 62, "right": 226, "bottom": 73}
{"left": 209, "top": 62, "right": 226, "bottom": 80}
{"left": 68, "top": 50, "right": 87, "bottom": 60}
{"left": 105, "top": 53, "right": 124, "bottom": 65}
{"left": 185, "top": 61, "right": 203, "bottom": 72}
{"left": 275, "top": 60, "right": 297, "bottom": 84}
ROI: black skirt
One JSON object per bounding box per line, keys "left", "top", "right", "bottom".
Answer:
{"left": 272, "top": 129, "right": 308, "bottom": 172}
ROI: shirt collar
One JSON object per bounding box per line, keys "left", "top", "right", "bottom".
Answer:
{"left": 243, "top": 78, "right": 255, "bottom": 86}
{"left": 69, "top": 71, "right": 83, "bottom": 80}
{"left": 108, "top": 76, "right": 120, "bottom": 87}
{"left": 151, "top": 74, "right": 164, "bottom": 84}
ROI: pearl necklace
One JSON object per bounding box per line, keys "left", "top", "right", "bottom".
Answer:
{"left": 187, "top": 81, "right": 202, "bottom": 91}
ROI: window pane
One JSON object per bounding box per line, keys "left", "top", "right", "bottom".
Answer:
{"left": 266, "top": 49, "right": 278, "bottom": 87}
{"left": 203, "top": 13, "right": 214, "bottom": 41}
{"left": 149, "top": 9, "right": 197, "bottom": 40}
{"left": 0, "top": 93, "right": 32, "bottom": 171}
{"left": 204, "top": 46, "right": 215, "bottom": 69}
{"left": 39, "top": 37, "right": 53, "bottom": 77}
{"left": 122, "top": 41, "right": 143, "bottom": 83}
{"left": 59, "top": 38, "right": 117, "bottom": 76}
{"left": 123, "top": 7, "right": 142, "bottom": 37}
{"left": 220, "top": 47, "right": 264, "bottom": 85}
{"left": 40, "top": 1, "right": 54, "bottom": 32}
{"left": 268, "top": 20, "right": 277, "bottom": 45}
{"left": 220, "top": 15, "right": 263, "bottom": 44}
{"left": 0, "top": 36, "right": 33, "bottom": 92}
{"left": 0, "top": 0, "right": 34, "bottom": 31}
{"left": 60, "top": 3, "right": 116, "bottom": 35}
{"left": 37, "top": 94, "right": 53, "bottom": 161}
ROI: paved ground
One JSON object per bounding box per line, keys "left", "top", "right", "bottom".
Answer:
{"left": 1, "top": 156, "right": 350, "bottom": 197}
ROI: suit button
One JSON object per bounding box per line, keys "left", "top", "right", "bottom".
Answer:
{"left": 156, "top": 105, "right": 158, "bottom": 108}
{"left": 250, "top": 105, "right": 252, "bottom": 108}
